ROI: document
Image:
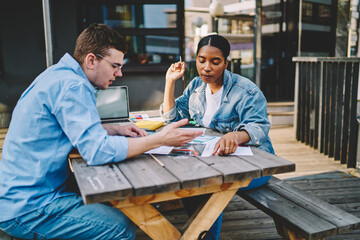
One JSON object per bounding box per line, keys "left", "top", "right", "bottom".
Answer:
{"left": 144, "top": 134, "right": 253, "bottom": 157}
{"left": 199, "top": 136, "right": 253, "bottom": 157}
{"left": 145, "top": 146, "right": 173, "bottom": 155}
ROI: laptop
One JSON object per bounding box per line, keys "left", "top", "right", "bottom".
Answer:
{"left": 96, "top": 86, "right": 132, "bottom": 124}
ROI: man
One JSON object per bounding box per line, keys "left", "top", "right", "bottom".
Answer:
{"left": 0, "top": 24, "right": 202, "bottom": 239}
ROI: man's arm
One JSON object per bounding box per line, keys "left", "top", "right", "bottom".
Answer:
{"left": 126, "top": 119, "right": 202, "bottom": 159}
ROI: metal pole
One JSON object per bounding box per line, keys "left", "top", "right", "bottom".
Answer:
{"left": 254, "top": 0, "right": 262, "bottom": 87}
{"left": 42, "top": 0, "right": 53, "bottom": 67}
{"left": 298, "top": 0, "right": 303, "bottom": 56}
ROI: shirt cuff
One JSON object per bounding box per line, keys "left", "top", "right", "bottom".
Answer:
{"left": 113, "top": 135, "right": 129, "bottom": 162}
{"left": 234, "top": 125, "right": 260, "bottom": 146}
{"left": 159, "top": 103, "right": 177, "bottom": 123}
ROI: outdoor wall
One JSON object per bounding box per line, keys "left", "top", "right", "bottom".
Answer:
{"left": 0, "top": 0, "right": 47, "bottom": 127}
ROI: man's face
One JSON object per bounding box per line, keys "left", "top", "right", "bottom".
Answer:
{"left": 91, "top": 48, "right": 124, "bottom": 90}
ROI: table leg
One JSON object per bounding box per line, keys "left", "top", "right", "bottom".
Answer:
{"left": 180, "top": 188, "right": 239, "bottom": 240}
{"left": 120, "top": 204, "right": 181, "bottom": 240}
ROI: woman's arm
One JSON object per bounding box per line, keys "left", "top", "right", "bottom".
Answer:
{"left": 162, "top": 61, "right": 186, "bottom": 113}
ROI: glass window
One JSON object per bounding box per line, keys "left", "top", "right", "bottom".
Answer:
{"left": 80, "top": 2, "right": 182, "bottom": 69}
{"left": 125, "top": 35, "right": 180, "bottom": 65}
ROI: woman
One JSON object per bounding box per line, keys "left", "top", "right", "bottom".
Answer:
{"left": 160, "top": 34, "right": 274, "bottom": 240}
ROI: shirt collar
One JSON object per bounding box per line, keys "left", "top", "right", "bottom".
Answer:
{"left": 60, "top": 53, "right": 97, "bottom": 94}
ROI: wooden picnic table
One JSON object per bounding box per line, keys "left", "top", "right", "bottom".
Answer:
{"left": 70, "top": 129, "right": 295, "bottom": 240}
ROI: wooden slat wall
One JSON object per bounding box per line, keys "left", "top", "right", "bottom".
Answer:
{"left": 293, "top": 57, "right": 360, "bottom": 168}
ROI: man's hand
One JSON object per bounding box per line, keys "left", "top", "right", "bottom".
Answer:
{"left": 126, "top": 119, "right": 203, "bottom": 159}
{"left": 212, "top": 131, "right": 250, "bottom": 156}
{"left": 102, "top": 123, "right": 147, "bottom": 137}
{"left": 157, "top": 119, "right": 203, "bottom": 146}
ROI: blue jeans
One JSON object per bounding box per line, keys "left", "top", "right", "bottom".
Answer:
{"left": 0, "top": 195, "right": 136, "bottom": 240}
{"left": 182, "top": 176, "right": 271, "bottom": 240}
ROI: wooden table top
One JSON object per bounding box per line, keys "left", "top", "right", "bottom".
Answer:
{"left": 70, "top": 129, "right": 295, "bottom": 205}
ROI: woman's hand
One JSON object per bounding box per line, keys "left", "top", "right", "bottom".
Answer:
{"left": 163, "top": 60, "right": 186, "bottom": 114}
{"left": 212, "top": 131, "right": 250, "bottom": 156}
{"left": 165, "top": 61, "right": 186, "bottom": 84}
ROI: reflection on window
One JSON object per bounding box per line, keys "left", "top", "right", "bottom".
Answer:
{"left": 88, "top": 4, "right": 178, "bottom": 29}
{"left": 81, "top": 3, "right": 181, "bottom": 67}
{"left": 125, "top": 35, "right": 179, "bottom": 65}
{"left": 318, "top": 4, "right": 331, "bottom": 25}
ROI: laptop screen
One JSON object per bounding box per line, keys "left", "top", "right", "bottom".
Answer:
{"left": 96, "top": 86, "right": 130, "bottom": 120}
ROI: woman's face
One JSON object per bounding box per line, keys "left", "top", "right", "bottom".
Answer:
{"left": 196, "top": 45, "right": 228, "bottom": 86}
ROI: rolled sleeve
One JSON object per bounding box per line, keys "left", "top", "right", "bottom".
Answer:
{"left": 54, "top": 83, "right": 129, "bottom": 165}
{"left": 159, "top": 103, "right": 178, "bottom": 123}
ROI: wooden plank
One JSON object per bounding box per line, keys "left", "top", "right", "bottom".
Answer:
{"left": 304, "top": 61, "right": 310, "bottom": 146}
{"left": 267, "top": 179, "right": 360, "bottom": 234}
{"left": 71, "top": 158, "right": 132, "bottom": 204}
{"left": 111, "top": 180, "right": 251, "bottom": 209}
{"left": 156, "top": 155, "right": 223, "bottom": 189}
{"left": 239, "top": 186, "right": 338, "bottom": 239}
{"left": 239, "top": 147, "right": 295, "bottom": 176}
{"left": 321, "top": 62, "right": 330, "bottom": 154}
{"left": 347, "top": 62, "right": 359, "bottom": 168}
{"left": 340, "top": 62, "right": 352, "bottom": 164}
{"left": 120, "top": 204, "right": 181, "bottom": 240}
{"left": 328, "top": 62, "right": 338, "bottom": 158}
{"left": 196, "top": 155, "right": 261, "bottom": 182}
{"left": 334, "top": 62, "right": 345, "bottom": 160}
{"left": 298, "top": 62, "right": 306, "bottom": 143}
{"left": 116, "top": 155, "right": 180, "bottom": 196}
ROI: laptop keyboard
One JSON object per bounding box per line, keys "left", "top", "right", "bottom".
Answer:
{"left": 102, "top": 119, "right": 130, "bottom": 124}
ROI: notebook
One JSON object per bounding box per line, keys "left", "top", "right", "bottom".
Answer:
{"left": 96, "top": 86, "right": 132, "bottom": 124}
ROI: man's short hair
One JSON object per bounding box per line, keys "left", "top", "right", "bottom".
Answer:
{"left": 73, "top": 23, "right": 128, "bottom": 64}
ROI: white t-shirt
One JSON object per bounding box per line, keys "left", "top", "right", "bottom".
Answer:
{"left": 202, "top": 84, "right": 223, "bottom": 127}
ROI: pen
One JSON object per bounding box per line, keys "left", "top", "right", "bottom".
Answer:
{"left": 180, "top": 56, "right": 184, "bottom": 81}
{"left": 150, "top": 154, "right": 165, "bottom": 167}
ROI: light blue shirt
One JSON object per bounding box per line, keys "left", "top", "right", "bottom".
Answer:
{"left": 0, "top": 53, "right": 128, "bottom": 221}
{"left": 161, "top": 70, "right": 274, "bottom": 154}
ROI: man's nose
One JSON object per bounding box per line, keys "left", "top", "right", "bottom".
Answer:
{"left": 115, "top": 69, "right": 123, "bottom": 77}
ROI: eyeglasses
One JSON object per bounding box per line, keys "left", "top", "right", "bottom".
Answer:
{"left": 95, "top": 54, "right": 123, "bottom": 71}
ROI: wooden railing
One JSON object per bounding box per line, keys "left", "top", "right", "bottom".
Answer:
{"left": 293, "top": 57, "right": 359, "bottom": 168}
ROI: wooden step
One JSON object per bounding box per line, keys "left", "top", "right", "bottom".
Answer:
{"left": 268, "top": 112, "right": 294, "bottom": 126}
{"left": 267, "top": 102, "right": 294, "bottom": 113}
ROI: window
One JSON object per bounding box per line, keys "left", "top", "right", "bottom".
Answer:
{"left": 79, "top": 0, "right": 184, "bottom": 72}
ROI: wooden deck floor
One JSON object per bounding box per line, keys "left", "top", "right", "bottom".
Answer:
{"left": 1, "top": 126, "right": 360, "bottom": 239}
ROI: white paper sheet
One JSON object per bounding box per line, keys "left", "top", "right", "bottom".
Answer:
{"left": 145, "top": 146, "right": 173, "bottom": 154}
{"left": 200, "top": 136, "right": 253, "bottom": 157}
{"left": 180, "top": 128, "right": 207, "bottom": 134}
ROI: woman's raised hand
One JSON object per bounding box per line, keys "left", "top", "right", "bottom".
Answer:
{"left": 165, "top": 60, "right": 186, "bottom": 84}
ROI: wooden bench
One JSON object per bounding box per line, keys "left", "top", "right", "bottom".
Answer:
{"left": 238, "top": 177, "right": 360, "bottom": 240}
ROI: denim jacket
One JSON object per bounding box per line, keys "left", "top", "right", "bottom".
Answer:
{"left": 160, "top": 69, "right": 274, "bottom": 153}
